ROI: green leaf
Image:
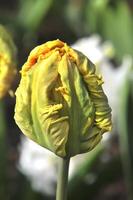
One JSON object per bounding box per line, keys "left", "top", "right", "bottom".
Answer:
{"left": 85, "top": 0, "right": 109, "bottom": 33}
{"left": 100, "top": 2, "right": 133, "bottom": 60}
{"left": 118, "top": 59, "right": 133, "bottom": 200}
{"left": 85, "top": 1, "right": 133, "bottom": 60}
{"left": 18, "top": 0, "right": 54, "bottom": 32}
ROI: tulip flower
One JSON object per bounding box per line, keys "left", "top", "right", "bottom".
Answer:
{"left": 14, "top": 39, "right": 112, "bottom": 200}
{"left": 14, "top": 39, "right": 112, "bottom": 158}
{"left": 0, "top": 25, "right": 17, "bottom": 99}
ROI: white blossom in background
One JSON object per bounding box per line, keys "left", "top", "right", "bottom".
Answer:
{"left": 18, "top": 35, "right": 131, "bottom": 196}
{"left": 18, "top": 137, "right": 57, "bottom": 196}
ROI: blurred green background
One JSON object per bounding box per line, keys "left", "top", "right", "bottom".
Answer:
{"left": 0, "top": 0, "right": 133, "bottom": 200}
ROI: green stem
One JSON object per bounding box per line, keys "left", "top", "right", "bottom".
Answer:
{"left": 56, "top": 158, "right": 70, "bottom": 200}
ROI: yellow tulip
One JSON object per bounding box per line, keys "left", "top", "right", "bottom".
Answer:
{"left": 0, "top": 25, "right": 17, "bottom": 99}
{"left": 14, "top": 39, "right": 112, "bottom": 158}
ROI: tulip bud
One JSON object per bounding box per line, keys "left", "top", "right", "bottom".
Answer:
{"left": 0, "top": 25, "right": 17, "bottom": 99}
{"left": 14, "top": 39, "right": 112, "bottom": 158}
